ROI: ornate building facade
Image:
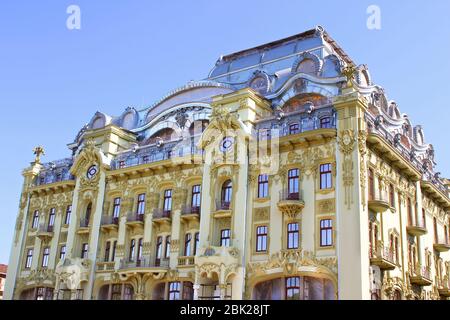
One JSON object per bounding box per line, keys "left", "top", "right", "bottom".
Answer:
{"left": 4, "top": 27, "right": 450, "bottom": 300}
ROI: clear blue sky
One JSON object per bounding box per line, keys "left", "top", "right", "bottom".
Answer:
{"left": 0, "top": 0, "right": 449, "bottom": 263}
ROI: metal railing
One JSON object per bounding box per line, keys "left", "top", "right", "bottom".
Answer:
{"left": 101, "top": 215, "right": 119, "bottom": 226}
{"left": 38, "top": 224, "right": 54, "bottom": 233}
{"left": 366, "top": 112, "right": 448, "bottom": 195}
{"left": 111, "top": 144, "right": 204, "bottom": 170}
{"left": 181, "top": 205, "right": 201, "bottom": 215}
{"left": 153, "top": 208, "right": 171, "bottom": 219}
{"left": 215, "top": 199, "right": 231, "bottom": 211}
{"left": 119, "top": 257, "right": 169, "bottom": 269}
{"left": 126, "top": 212, "right": 144, "bottom": 223}
{"left": 79, "top": 218, "right": 90, "bottom": 228}
{"left": 279, "top": 189, "right": 303, "bottom": 201}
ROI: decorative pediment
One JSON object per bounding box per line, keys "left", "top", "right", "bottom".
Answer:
{"left": 70, "top": 139, "right": 109, "bottom": 177}
{"left": 198, "top": 105, "right": 250, "bottom": 150}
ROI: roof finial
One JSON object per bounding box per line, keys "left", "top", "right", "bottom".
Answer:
{"left": 33, "top": 146, "right": 45, "bottom": 164}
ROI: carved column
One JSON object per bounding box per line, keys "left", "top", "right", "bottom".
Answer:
{"left": 334, "top": 87, "right": 370, "bottom": 299}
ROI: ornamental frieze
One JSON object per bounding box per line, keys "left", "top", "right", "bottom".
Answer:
{"left": 253, "top": 207, "right": 270, "bottom": 222}
{"left": 247, "top": 250, "right": 337, "bottom": 278}
{"left": 316, "top": 199, "right": 335, "bottom": 214}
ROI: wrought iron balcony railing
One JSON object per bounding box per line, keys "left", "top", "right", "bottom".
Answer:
{"left": 279, "top": 189, "right": 303, "bottom": 201}
{"left": 119, "top": 257, "right": 169, "bottom": 270}
{"left": 153, "top": 208, "right": 171, "bottom": 219}
{"left": 126, "top": 213, "right": 144, "bottom": 223}
{"left": 101, "top": 215, "right": 119, "bottom": 226}
{"left": 215, "top": 199, "right": 231, "bottom": 211}
{"left": 38, "top": 224, "right": 54, "bottom": 233}
{"left": 111, "top": 143, "right": 203, "bottom": 171}
{"left": 79, "top": 218, "right": 90, "bottom": 228}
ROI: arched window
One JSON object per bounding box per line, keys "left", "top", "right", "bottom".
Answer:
{"left": 221, "top": 180, "right": 232, "bottom": 209}
{"left": 296, "top": 59, "right": 316, "bottom": 74}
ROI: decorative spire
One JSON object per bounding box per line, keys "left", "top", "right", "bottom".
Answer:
{"left": 33, "top": 146, "right": 45, "bottom": 164}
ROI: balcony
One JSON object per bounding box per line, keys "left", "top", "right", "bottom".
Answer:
{"left": 125, "top": 213, "right": 144, "bottom": 228}
{"left": 369, "top": 241, "right": 396, "bottom": 270}
{"left": 177, "top": 256, "right": 195, "bottom": 267}
{"left": 409, "top": 264, "right": 432, "bottom": 286}
{"left": 152, "top": 209, "right": 172, "bottom": 225}
{"left": 36, "top": 225, "right": 54, "bottom": 240}
{"left": 181, "top": 206, "right": 201, "bottom": 221}
{"left": 100, "top": 216, "right": 119, "bottom": 231}
{"left": 213, "top": 200, "right": 232, "bottom": 218}
{"left": 118, "top": 257, "right": 169, "bottom": 277}
{"left": 277, "top": 190, "right": 305, "bottom": 220}
{"left": 438, "top": 276, "right": 450, "bottom": 297}
{"left": 77, "top": 219, "right": 90, "bottom": 234}
{"left": 368, "top": 192, "right": 391, "bottom": 213}
{"left": 96, "top": 261, "right": 115, "bottom": 273}
{"left": 433, "top": 236, "right": 450, "bottom": 253}
{"left": 406, "top": 219, "right": 427, "bottom": 237}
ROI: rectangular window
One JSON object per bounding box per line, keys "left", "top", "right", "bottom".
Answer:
{"left": 368, "top": 169, "right": 375, "bottom": 201}
{"left": 258, "top": 174, "right": 269, "bottom": 198}
{"left": 42, "top": 247, "right": 49, "bottom": 268}
{"left": 194, "top": 232, "right": 200, "bottom": 255}
{"left": 422, "top": 209, "right": 427, "bottom": 228}
{"left": 256, "top": 226, "right": 268, "bottom": 252}
{"left": 320, "top": 117, "right": 332, "bottom": 129}
{"left": 191, "top": 185, "right": 201, "bottom": 209}
{"left": 32, "top": 210, "right": 40, "bottom": 229}
{"left": 288, "top": 169, "right": 299, "bottom": 198}
{"left": 48, "top": 208, "right": 56, "bottom": 230}
{"left": 220, "top": 229, "right": 231, "bottom": 247}
{"left": 289, "top": 123, "right": 300, "bottom": 135}
{"left": 137, "top": 193, "right": 146, "bottom": 215}
{"left": 129, "top": 239, "right": 136, "bottom": 262}
{"left": 104, "top": 241, "right": 111, "bottom": 262}
{"left": 59, "top": 245, "right": 66, "bottom": 261}
{"left": 184, "top": 233, "right": 192, "bottom": 256}
{"left": 25, "top": 249, "right": 33, "bottom": 269}
{"left": 286, "top": 277, "right": 300, "bottom": 300}
{"left": 389, "top": 184, "right": 395, "bottom": 207}
{"left": 165, "top": 236, "right": 171, "bottom": 259}
{"left": 111, "top": 241, "right": 117, "bottom": 261}
{"left": 163, "top": 189, "right": 173, "bottom": 213}
{"left": 64, "top": 205, "right": 72, "bottom": 225}
{"left": 319, "top": 164, "right": 332, "bottom": 190}
{"left": 113, "top": 197, "right": 121, "bottom": 218}
{"left": 155, "top": 236, "right": 163, "bottom": 266}
{"left": 320, "top": 219, "right": 333, "bottom": 247}
{"left": 137, "top": 238, "right": 143, "bottom": 262}
{"left": 168, "top": 282, "right": 181, "bottom": 300}
{"left": 407, "top": 198, "right": 413, "bottom": 226}
{"left": 287, "top": 223, "right": 299, "bottom": 249}
{"left": 81, "top": 243, "right": 89, "bottom": 259}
